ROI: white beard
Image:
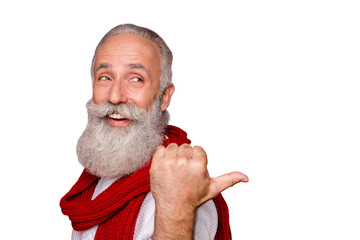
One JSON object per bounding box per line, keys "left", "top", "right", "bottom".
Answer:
{"left": 76, "top": 98, "right": 169, "bottom": 178}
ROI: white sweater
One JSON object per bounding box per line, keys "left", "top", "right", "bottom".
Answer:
{"left": 72, "top": 178, "right": 218, "bottom": 240}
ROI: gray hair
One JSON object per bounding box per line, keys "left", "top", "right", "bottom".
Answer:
{"left": 91, "top": 24, "right": 173, "bottom": 93}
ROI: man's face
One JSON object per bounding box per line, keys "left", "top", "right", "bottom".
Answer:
{"left": 92, "top": 33, "right": 162, "bottom": 127}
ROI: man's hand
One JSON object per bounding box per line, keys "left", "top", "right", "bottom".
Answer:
{"left": 150, "top": 143, "right": 248, "bottom": 239}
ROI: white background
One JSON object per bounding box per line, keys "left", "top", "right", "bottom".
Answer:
{"left": 0, "top": 0, "right": 359, "bottom": 239}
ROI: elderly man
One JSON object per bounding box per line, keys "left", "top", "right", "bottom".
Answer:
{"left": 60, "top": 24, "right": 248, "bottom": 240}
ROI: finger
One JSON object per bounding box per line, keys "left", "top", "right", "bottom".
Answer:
{"left": 165, "top": 143, "right": 179, "bottom": 159}
{"left": 177, "top": 143, "right": 193, "bottom": 160}
{"left": 192, "top": 145, "right": 208, "bottom": 165}
{"left": 153, "top": 145, "right": 165, "bottom": 159}
{"left": 150, "top": 146, "right": 165, "bottom": 172}
{"left": 208, "top": 171, "right": 249, "bottom": 199}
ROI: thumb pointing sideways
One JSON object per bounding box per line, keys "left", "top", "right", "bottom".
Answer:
{"left": 208, "top": 172, "right": 249, "bottom": 200}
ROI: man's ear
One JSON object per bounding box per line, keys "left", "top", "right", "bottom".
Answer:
{"left": 161, "top": 84, "right": 175, "bottom": 111}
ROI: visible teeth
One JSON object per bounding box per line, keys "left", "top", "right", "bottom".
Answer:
{"left": 109, "top": 112, "right": 124, "bottom": 119}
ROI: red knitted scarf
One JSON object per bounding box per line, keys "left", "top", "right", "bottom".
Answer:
{"left": 60, "top": 125, "right": 232, "bottom": 239}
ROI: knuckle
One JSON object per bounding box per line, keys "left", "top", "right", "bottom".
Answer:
{"left": 179, "top": 143, "right": 191, "bottom": 149}
{"left": 193, "top": 153, "right": 207, "bottom": 163}
{"left": 193, "top": 145, "right": 204, "bottom": 152}
{"left": 193, "top": 145, "right": 207, "bottom": 156}
{"left": 167, "top": 143, "right": 178, "bottom": 148}
{"left": 177, "top": 156, "right": 189, "bottom": 166}
{"left": 192, "top": 159, "right": 205, "bottom": 169}
{"left": 194, "top": 159, "right": 205, "bottom": 168}
{"left": 153, "top": 146, "right": 165, "bottom": 157}
{"left": 155, "top": 145, "right": 165, "bottom": 152}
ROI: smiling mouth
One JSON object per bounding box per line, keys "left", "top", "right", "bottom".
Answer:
{"left": 109, "top": 112, "right": 128, "bottom": 121}
{"left": 107, "top": 112, "right": 131, "bottom": 127}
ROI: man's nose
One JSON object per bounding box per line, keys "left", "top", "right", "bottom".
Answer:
{"left": 109, "top": 80, "right": 128, "bottom": 104}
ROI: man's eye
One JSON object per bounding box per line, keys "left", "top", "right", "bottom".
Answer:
{"left": 130, "top": 77, "right": 144, "bottom": 83}
{"left": 98, "top": 76, "right": 110, "bottom": 81}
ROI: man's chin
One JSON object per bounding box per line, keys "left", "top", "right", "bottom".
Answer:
{"left": 77, "top": 99, "right": 169, "bottom": 179}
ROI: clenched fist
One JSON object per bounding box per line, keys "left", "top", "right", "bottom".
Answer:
{"left": 150, "top": 143, "right": 248, "bottom": 239}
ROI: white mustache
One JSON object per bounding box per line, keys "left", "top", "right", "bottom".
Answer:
{"left": 86, "top": 100, "right": 148, "bottom": 122}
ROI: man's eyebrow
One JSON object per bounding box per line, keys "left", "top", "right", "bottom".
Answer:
{"left": 95, "top": 63, "right": 151, "bottom": 76}
{"left": 125, "top": 63, "right": 150, "bottom": 76}
{"left": 95, "top": 63, "right": 112, "bottom": 72}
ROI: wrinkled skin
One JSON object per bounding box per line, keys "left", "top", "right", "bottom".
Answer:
{"left": 151, "top": 144, "right": 248, "bottom": 239}
{"left": 92, "top": 33, "right": 248, "bottom": 239}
